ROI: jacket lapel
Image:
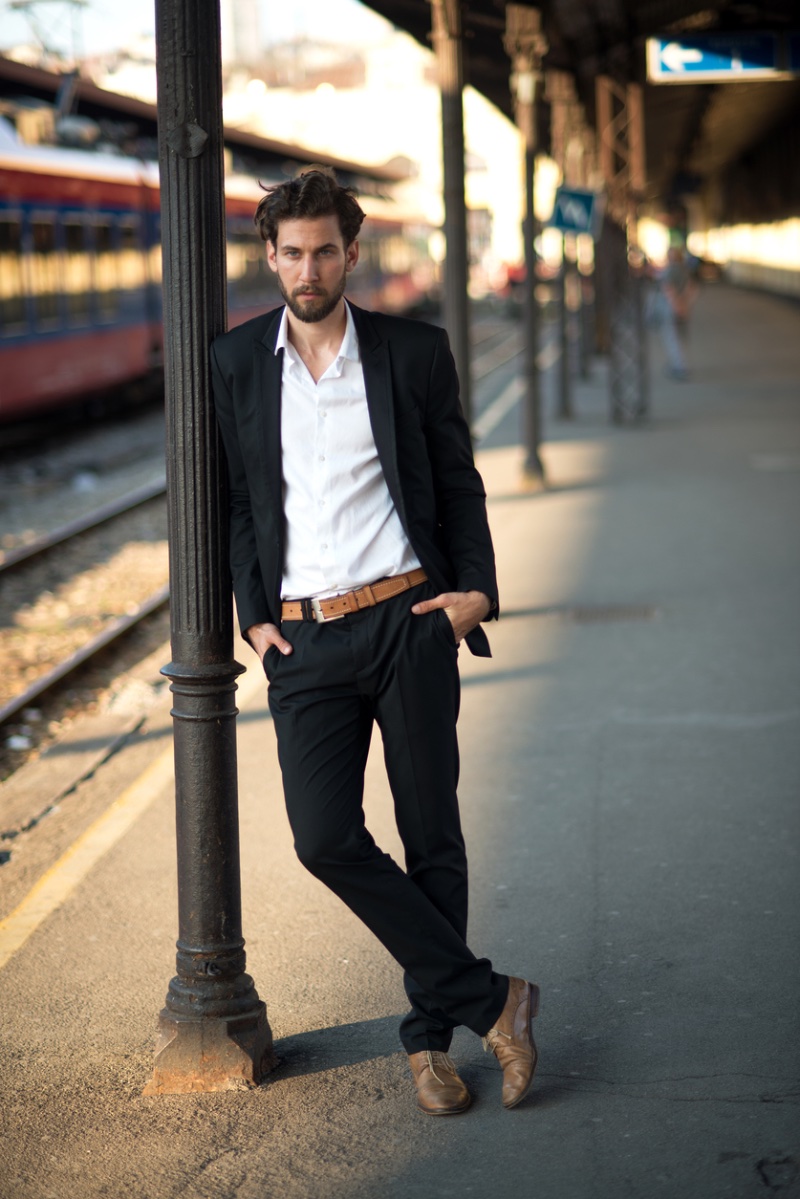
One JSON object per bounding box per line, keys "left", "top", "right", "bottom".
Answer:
{"left": 252, "top": 308, "right": 284, "bottom": 521}
{"left": 350, "top": 303, "right": 409, "bottom": 535}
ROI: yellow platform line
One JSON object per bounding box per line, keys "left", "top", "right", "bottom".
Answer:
{"left": 0, "top": 664, "right": 265, "bottom": 973}
{"left": 0, "top": 750, "right": 174, "bottom": 972}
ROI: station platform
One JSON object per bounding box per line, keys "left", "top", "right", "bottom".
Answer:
{"left": 1, "top": 282, "right": 798, "bottom": 1199}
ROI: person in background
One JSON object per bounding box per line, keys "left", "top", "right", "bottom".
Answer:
{"left": 656, "top": 242, "right": 698, "bottom": 380}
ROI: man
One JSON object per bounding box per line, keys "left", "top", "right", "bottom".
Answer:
{"left": 211, "top": 168, "right": 539, "bottom": 1115}
{"left": 656, "top": 243, "right": 697, "bottom": 381}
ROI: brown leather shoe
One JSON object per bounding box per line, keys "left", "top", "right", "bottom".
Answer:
{"left": 482, "top": 976, "right": 540, "bottom": 1109}
{"left": 408, "top": 1050, "right": 471, "bottom": 1115}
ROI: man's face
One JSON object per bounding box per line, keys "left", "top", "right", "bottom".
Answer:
{"left": 267, "top": 215, "right": 359, "bottom": 323}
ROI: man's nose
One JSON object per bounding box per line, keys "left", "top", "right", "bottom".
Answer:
{"left": 299, "top": 255, "right": 320, "bottom": 281}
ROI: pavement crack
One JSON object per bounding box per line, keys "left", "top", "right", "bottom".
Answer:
{"left": 756, "top": 1156, "right": 799, "bottom": 1193}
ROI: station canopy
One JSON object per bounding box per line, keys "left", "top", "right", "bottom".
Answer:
{"left": 0, "top": 55, "right": 408, "bottom": 196}
{"left": 362, "top": 0, "right": 800, "bottom": 221}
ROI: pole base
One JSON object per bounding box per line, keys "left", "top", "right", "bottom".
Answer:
{"left": 520, "top": 462, "right": 547, "bottom": 493}
{"left": 143, "top": 1004, "right": 277, "bottom": 1094}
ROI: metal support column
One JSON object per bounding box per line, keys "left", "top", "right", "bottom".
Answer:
{"left": 547, "top": 69, "right": 576, "bottom": 421}
{"left": 431, "top": 0, "right": 472, "bottom": 428}
{"left": 557, "top": 235, "right": 572, "bottom": 419}
{"left": 505, "top": 5, "right": 547, "bottom": 485}
{"left": 596, "top": 75, "right": 647, "bottom": 422}
{"left": 579, "top": 264, "right": 594, "bottom": 377}
{"left": 598, "top": 214, "right": 644, "bottom": 423}
{"left": 145, "top": 0, "right": 275, "bottom": 1095}
{"left": 579, "top": 125, "right": 600, "bottom": 371}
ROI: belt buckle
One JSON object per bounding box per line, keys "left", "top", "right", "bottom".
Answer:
{"left": 310, "top": 597, "right": 345, "bottom": 623}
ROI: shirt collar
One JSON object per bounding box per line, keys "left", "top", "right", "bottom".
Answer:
{"left": 274, "top": 300, "right": 360, "bottom": 376}
{"left": 338, "top": 300, "right": 360, "bottom": 366}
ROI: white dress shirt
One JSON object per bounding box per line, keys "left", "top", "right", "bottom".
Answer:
{"left": 276, "top": 301, "right": 421, "bottom": 601}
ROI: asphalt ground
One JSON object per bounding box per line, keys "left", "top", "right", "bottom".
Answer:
{"left": 1, "top": 282, "right": 798, "bottom": 1199}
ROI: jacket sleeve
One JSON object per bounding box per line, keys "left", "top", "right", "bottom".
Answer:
{"left": 210, "top": 340, "right": 272, "bottom": 641}
{"left": 423, "top": 329, "right": 499, "bottom": 618}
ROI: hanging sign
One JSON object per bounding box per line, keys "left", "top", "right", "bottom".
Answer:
{"left": 646, "top": 33, "right": 785, "bottom": 83}
{"left": 549, "top": 188, "right": 599, "bottom": 237}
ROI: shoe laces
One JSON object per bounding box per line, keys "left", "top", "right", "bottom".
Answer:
{"left": 482, "top": 1028, "right": 511, "bottom": 1055}
{"left": 426, "top": 1050, "right": 457, "bottom": 1084}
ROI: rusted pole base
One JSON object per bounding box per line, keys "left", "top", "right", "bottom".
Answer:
{"left": 143, "top": 1006, "right": 277, "bottom": 1095}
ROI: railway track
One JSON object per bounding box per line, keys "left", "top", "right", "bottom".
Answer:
{"left": 0, "top": 480, "right": 169, "bottom": 732}
{"left": 0, "top": 314, "right": 529, "bottom": 767}
{"left": 0, "top": 478, "right": 166, "bottom": 572}
{"left": 0, "top": 586, "right": 170, "bottom": 729}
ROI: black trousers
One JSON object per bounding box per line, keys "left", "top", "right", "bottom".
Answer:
{"left": 265, "top": 581, "right": 508, "bottom": 1052}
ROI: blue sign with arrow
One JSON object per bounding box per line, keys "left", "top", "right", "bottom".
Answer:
{"left": 549, "top": 188, "right": 599, "bottom": 237}
{"left": 647, "top": 32, "right": 782, "bottom": 82}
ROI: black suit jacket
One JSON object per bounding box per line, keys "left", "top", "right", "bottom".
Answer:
{"left": 210, "top": 302, "right": 498, "bottom": 657}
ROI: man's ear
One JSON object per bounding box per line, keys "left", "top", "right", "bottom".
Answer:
{"left": 346, "top": 240, "right": 360, "bottom": 273}
{"left": 266, "top": 240, "right": 278, "bottom": 274}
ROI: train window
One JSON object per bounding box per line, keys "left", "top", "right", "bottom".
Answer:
{"left": 244, "top": 243, "right": 267, "bottom": 292}
{"left": 0, "top": 217, "right": 25, "bottom": 331}
{"left": 227, "top": 223, "right": 269, "bottom": 294}
{"left": 64, "top": 220, "right": 92, "bottom": 322}
{"left": 118, "top": 220, "right": 146, "bottom": 290}
{"left": 95, "top": 220, "right": 118, "bottom": 317}
{"left": 31, "top": 218, "right": 60, "bottom": 324}
{"left": 148, "top": 241, "right": 162, "bottom": 286}
{"left": 148, "top": 213, "right": 162, "bottom": 285}
{"left": 226, "top": 239, "right": 246, "bottom": 281}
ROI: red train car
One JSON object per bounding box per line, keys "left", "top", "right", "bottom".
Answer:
{"left": 0, "top": 135, "right": 163, "bottom": 420}
{"left": 0, "top": 130, "right": 436, "bottom": 422}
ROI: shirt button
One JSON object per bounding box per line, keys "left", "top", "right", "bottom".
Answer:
{"left": 319, "top": 455, "right": 325, "bottom": 462}
{"left": 321, "top": 543, "right": 328, "bottom": 550}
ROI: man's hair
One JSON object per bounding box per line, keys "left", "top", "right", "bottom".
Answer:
{"left": 254, "top": 167, "right": 366, "bottom": 247}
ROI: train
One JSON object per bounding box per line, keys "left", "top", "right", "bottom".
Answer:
{"left": 0, "top": 124, "right": 437, "bottom": 422}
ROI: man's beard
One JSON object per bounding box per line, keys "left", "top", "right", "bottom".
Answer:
{"left": 277, "top": 268, "right": 347, "bottom": 324}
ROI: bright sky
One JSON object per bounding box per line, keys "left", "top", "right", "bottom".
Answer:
{"left": 0, "top": 0, "right": 392, "bottom": 57}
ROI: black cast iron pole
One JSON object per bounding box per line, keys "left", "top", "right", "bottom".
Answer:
{"left": 431, "top": 0, "right": 472, "bottom": 429}
{"left": 521, "top": 142, "right": 544, "bottom": 478}
{"left": 145, "top": 0, "right": 274, "bottom": 1095}
{"left": 505, "top": 6, "right": 547, "bottom": 485}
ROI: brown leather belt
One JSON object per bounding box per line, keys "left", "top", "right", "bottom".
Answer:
{"left": 281, "top": 568, "right": 428, "bottom": 623}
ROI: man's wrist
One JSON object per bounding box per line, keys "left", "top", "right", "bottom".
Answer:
{"left": 479, "top": 593, "right": 497, "bottom": 619}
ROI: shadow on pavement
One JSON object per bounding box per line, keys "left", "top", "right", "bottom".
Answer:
{"left": 268, "top": 1015, "right": 405, "bottom": 1079}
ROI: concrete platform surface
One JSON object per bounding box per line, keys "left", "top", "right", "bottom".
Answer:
{"left": 1, "top": 283, "right": 798, "bottom": 1199}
